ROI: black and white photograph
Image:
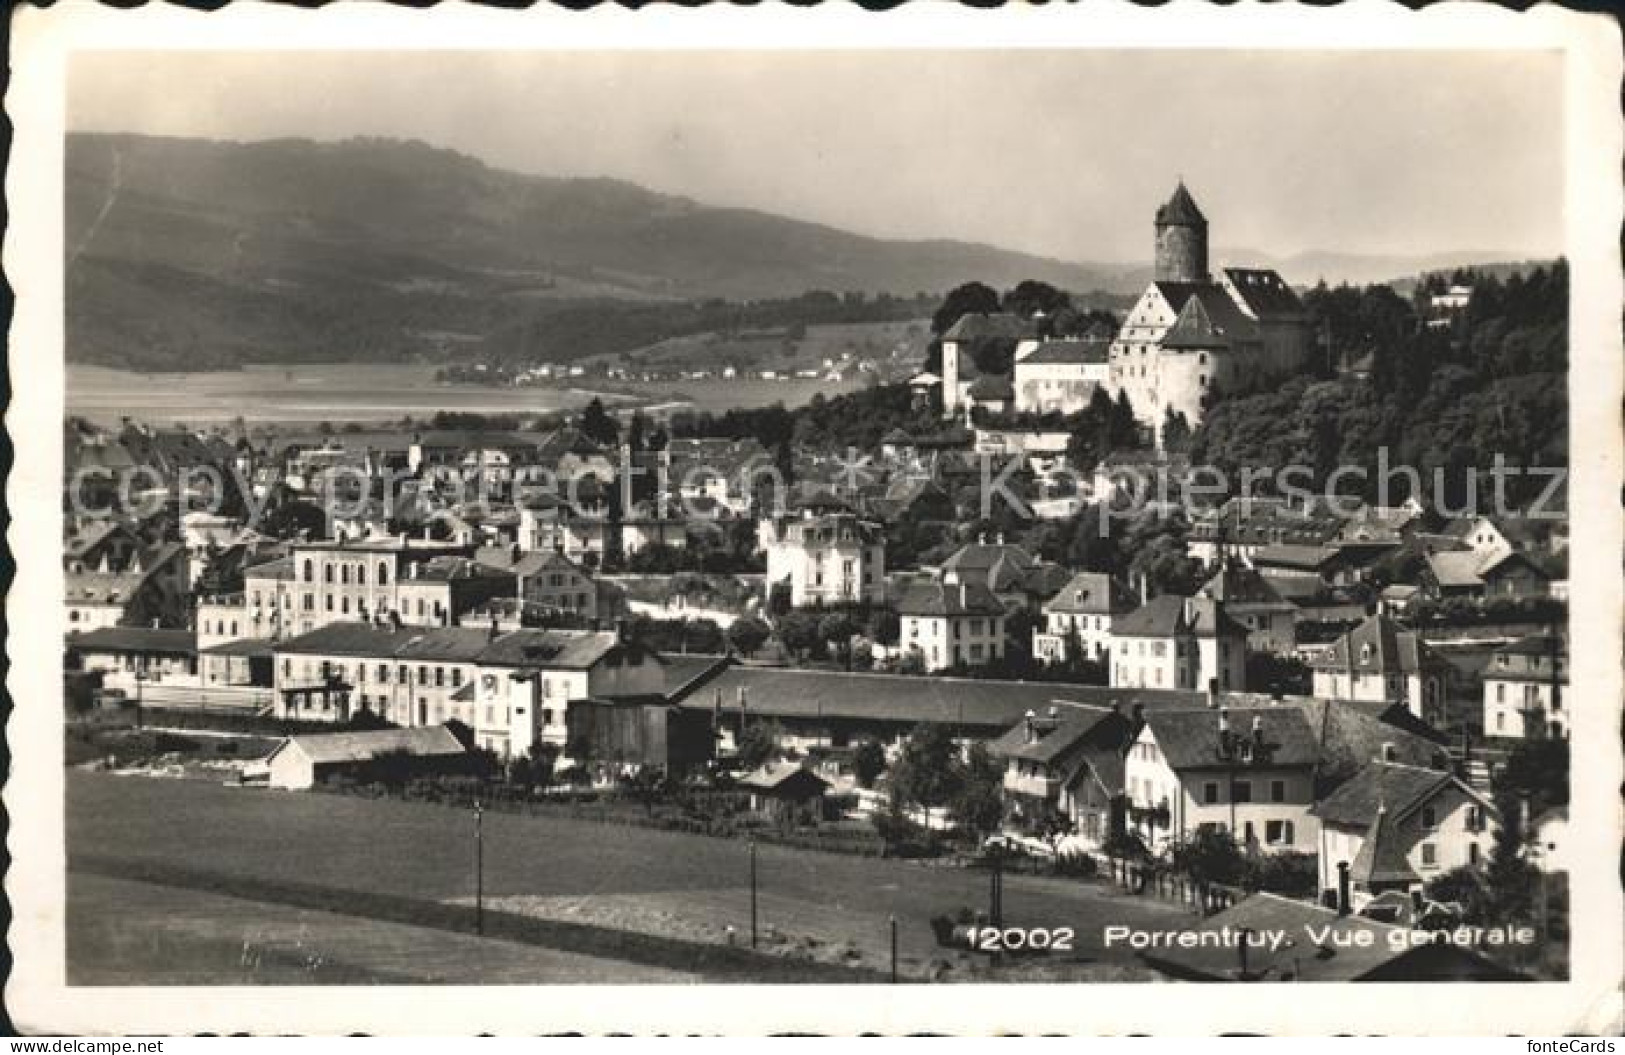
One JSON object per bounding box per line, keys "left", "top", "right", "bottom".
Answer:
{"left": 6, "top": 0, "right": 1622, "bottom": 1037}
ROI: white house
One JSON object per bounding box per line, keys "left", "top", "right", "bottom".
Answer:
{"left": 763, "top": 511, "right": 887, "bottom": 607}
{"left": 1110, "top": 595, "right": 1248, "bottom": 692}
{"left": 1123, "top": 706, "right": 1321, "bottom": 854}
{"left": 897, "top": 581, "right": 1007, "bottom": 672}
{"left": 255, "top": 726, "right": 469, "bottom": 791}
{"left": 1309, "top": 614, "right": 1448, "bottom": 724}
{"left": 1482, "top": 634, "right": 1568, "bottom": 740}
{"left": 1032, "top": 572, "right": 1134, "bottom": 665}
{"left": 1312, "top": 759, "right": 1496, "bottom": 907}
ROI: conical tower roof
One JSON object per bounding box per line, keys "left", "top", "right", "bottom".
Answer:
{"left": 1156, "top": 181, "right": 1207, "bottom": 226}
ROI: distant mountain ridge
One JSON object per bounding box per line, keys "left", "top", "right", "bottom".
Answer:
{"left": 65, "top": 132, "right": 1545, "bottom": 371}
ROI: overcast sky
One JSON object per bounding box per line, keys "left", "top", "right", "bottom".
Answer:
{"left": 69, "top": 50, "right": 1564, "bottom": 263}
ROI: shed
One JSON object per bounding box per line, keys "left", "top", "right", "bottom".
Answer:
{"left": 254, "top": 725, "right": 469, "bottom": 790}
{"left": 736, "top": 762, "right": 833, "bottom": 821}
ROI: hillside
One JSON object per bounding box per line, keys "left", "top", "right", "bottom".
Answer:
{"left": 65, "top": 133, "right": 1134, "bottom": 370}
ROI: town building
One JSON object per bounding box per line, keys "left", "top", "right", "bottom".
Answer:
{"left": 1108, "top": 183, "right": 1313, "bottom": 435}
{"left": 762, "top": 511, "right": 887, "bottom": 607}
{"left": 1012, "top": 327, "right": 1114, "bottom": 415}
{"left": 897, "top": 581, "right": 1008, "bottom": 671}
{"left": 1124, "top": 706, "right": 1320, "bottom": 853}
{"left": 1031, "top": 572, "right": 1135, "bottom": 665}
{"left": 1312, "top": 759, "right": 1496, "bottom": 906}
{"left": 252, "top": 726, "right": 471, "bottom": 791}
{"left": 475, "top": 546, "right": 598, "bottom": 624}
{"left": 1109, "top": 595, "right": 1248, "bottom": 692}
{"left": 937, "top": 313, "right": 1039, "bottom": 418}
{"left": 988, "top": 702, "right": 1139, "bottom": 847}
{"left": 1309, "top": 614, "right": 1449, "bottom": 723}
{"left": 1482, "top": 634, "right": 1568, "bottom": 739}
{"left": 65, "top": 539, "right": 189, "bottom": 633}
{"left": 1195, "top": 563, "right": 1297, "bottom": 655}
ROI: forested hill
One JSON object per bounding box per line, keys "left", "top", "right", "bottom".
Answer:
{"left": 1189, "top": 262, "right": 1568, "bottom": 509}
{"left": 65, "top": 133, "right": 1133, "bottom": 371}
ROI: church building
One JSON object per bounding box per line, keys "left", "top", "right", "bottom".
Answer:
{"left": 1109, "top": 183, "right": 1313, "bottom": 438}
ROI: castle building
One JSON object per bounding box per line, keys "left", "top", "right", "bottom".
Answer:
{"left": 1109, "top": 183, "right": 1313, "bottom": 436}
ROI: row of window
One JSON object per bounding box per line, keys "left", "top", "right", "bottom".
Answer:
{"left": 301, "top": 559, "right": 393, "bottom": 586}
{"left": 1200, "top": 779, "right": 1289, "bottom": 805}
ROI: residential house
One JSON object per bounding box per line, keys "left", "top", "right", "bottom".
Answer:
{"left": 898, "top": 581, "right": 1008, "bottom": 672}
{"left": 1196, "top": 563, "right": 1297, "bottom": 655}
{"left": 1124, "top": 705, "right": 1320, "bottom": 853}
{"left": 1012, "top": 329, "right": 1113, "bottom": 416}
{"left": 475, "top": 546, "right": 598, "bottom": 624}
{"left": 253, "top": 726, "right": 471, "bottom": 791}
{"left": 65, "top": 541, "right": 189, "bottom": 633}
{"left": 938, "top": 312, "right": 1039, "bottom": 418}
{"left": 1309, "top": 614, "right": 1449, "bottom": 724}
{"left": 1110, "top": 595, "right": 1248, "bottom": 692}
{"left": 1032, "top": 572, "right": 1135, "bottom": 665}
{"left": 1312, "top": 759, "right": 1496, "bottom": 906}
{"left": 989, "top": 703, "right": 1137, "bottom": 847}
{"left": 1423, "top": 548, "right": 1553, "bottom": 601}
{"left": 940, "top": 537, "right": 1066, "bottom": 609}
{"left": 1482, "top": 634, "right": 1568, "bottom": 740}
{"left": 763, "top": 511, "right": 887, "bottom": 608}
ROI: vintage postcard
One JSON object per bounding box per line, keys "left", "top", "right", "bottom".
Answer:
{"left": 5, "top": 0, "right": 1622, "bottom": 1037}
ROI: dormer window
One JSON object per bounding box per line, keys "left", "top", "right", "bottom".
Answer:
{"left": 1359, "top": 643, "right": 1373, "bottom": 663}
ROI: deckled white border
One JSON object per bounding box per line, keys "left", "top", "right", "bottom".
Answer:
{"left": 6, "top": 0, "right": 1622, "bottom": 1036}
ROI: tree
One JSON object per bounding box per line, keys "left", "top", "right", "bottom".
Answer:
{"left": 777, "top": 610, "right": 821, "bottom": 660}
{"left": 852, "top": 739, "right": 887, "bottom": 789}
{"left": 726, "top": 616, "right": 771, "bottom": 658}
{"left": 1160, "top": 408, "right": 1192, "bottom": 453}
{"left": 580, "top": 397, "right": 619, "bottom": 447}
{"left": 734, "top": 721, "right": 781, "bottom": 770}
{"left": 931, "top": 281, "right": 1001, "bottom": 336}
{"left": 969, "top": 335, "right": 1017, "bottom": 377}
{"left": 1109, "top": 389, "right": 1140, "bottom": 449}
{"left": 818, "top": 611, "right": 857, "bottom": 668}
{"left": 1002, "top": 280, "right": 1071, "bottom": 320}
{"left": 1171, "top": 827, "right": 1249, "bottom": 892}
{"left": 890, "top": 724, "right": 962, "bottom": 819}
{"left": 951, "top": 742, "right": 1006, "bottom": 840}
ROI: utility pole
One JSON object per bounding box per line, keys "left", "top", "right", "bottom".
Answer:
{"left": 749, "top": 838, "right": 759, "bottom": 950}
{"left": 889, "top": 914, "right": 898, "bottom": 984}
{"left": 474, "top": 799, "right": 485, "bottom": 936}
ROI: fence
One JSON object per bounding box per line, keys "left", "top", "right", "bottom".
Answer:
{"left": 1097, "top": 853, "right": 1243, "bottom": 915}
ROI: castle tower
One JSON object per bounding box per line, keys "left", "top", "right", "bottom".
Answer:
{"left": 1154, "top": 181, "right": 1210, "bottom": 283}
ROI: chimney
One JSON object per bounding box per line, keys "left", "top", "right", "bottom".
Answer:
{"left": 1336, "top": 861, "right": 1352, "bottom": 916}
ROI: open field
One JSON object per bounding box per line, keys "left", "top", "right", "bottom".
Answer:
{"left": 69, "top": 771, "right": 1188, "bottom": 984}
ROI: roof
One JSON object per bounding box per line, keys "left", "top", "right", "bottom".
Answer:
{"left": 411, "top": 556, "right": 517, "bottom": 582}
{"left": 737, "top": 762, "right": 832, "bottom": 794}
{"left": 199, "top": 637, "right": 277, "bottom": 658}
{"left": 941, "top": 542, "right": 1037, "bottom": 593}
{"left": 897, "top": 580, "right": 1006, "bottom": 617}
{"left": 1197, "top": 565, "right": 1295, "bottom": 610}
{"left": 1151, "top": 283, "right": 1258, "bottom": 348}
{"left": 1312, "top": 760, "right": 1461, "bottom": 830}
{"left": 279, "top": 725, "right": 466, "bottom": 766}
{"left": 1427, "top": 550, "right": 1490, "bottom": 588}
{"left": 1139, "top": 707, "right": 1320, "bottom": 770}
{"left": 1161, "top": 292, "right": 1239, "bottom": 350}
{"left": 941, "top": 312, "right": 1033, "bottom": 344}
{"left": 66, "top": 627, "right": 196, "bottom": 655}
{"left": 473, "top": 629, "right": 627, "bottom": 670}
{"left": 1495, "top": 634, "right": 1566, "bottom": 659}
{"left": 1349, "top": 805, "right": 1419, "bottom": 886}
{"left": 1018, "top": 340, "right": 1109, "bottom": 367}
{"left": 1154, "top": 181, "right": 1206, "bottom": 226}
{"left": 674, "top": 666, "right": 1209, "bottom": 730}
{"left": 1138, "top": 893, "right": 1522, "bottom": 981}
{"left": 1222, "top": 267, "right": 1306, "bottom": 320}
{"left": 1045, "top": 572, "right": 1137, "bottom": 616}
{"left": 987, "top": 707, "right": 1115, "bottom": 765}
{"left": 1112, "top": 595, "right": 1249, "bottom": 639}
{"left": 1309, "top": 614, "right": 1438, "bottom": 676}
{"left": 243, "top": 556, "right": 297, "bottom": 582}
{"left": 1250, "top": 544, "right": 1339, "bottom": 571}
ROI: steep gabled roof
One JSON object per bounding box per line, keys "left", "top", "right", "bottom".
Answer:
{"left": 1312, "top": 760, "right": 1458, "bottom": 830}
{"left": 1112, "top": 595, "right": 1249, "bottom": 639}
{"left": 1018, "top": 340, "right": 1110, "bottom": 367}
{"left": 1348, "top": 805, "right": 1418, "bottom": 886}
{"left": 941, "top": 312, "right": 1034, "bottom": 344}
{"left": 1222, "top": 268, "right": 1306, "bottom": 320}
{"left": 897, "top": 580, "right": 1005, "bottom": 617}
{"left": 1141, "top": 708, "right": 1321, "bottom": 770}
{"left": 1197, "top": 564, "right": 1295, "bottom": 610}
{"left": 1310, "top": 614, "right": 1437, "bottom": 675}
{"left": 1045, "top": 572, "right": 1137, "bottom": 616}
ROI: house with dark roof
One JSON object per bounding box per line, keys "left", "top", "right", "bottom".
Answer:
{"left": 1482, "top": 634, "right": 1568, "bottom": 740}
{"left": 1309, "top": 614, "right": 1449, "bottom": 723}
{"left": 1012, "top": 336, "right": 1110, "bottom": 415}
{"left": 989, "top": 702, "right": 1140, "bottom": 848}
{"left": 475, "top": 546, "right": 598, "bottom": 624}
{"left": 1109, "top": 595, "right": 1248, "bottom": 692}
{"left": 67, "top": 626, "right": 198, "bottom": 686}
{"left": 897, "top": 581, "right": 1008, "bottom": 672}
{"left": 1033, "top": 572, "right": 1136, "bottom": 665}
{"left": 762, "top": 510, "right": 887, "bottom": 608}
{"left": 938, "top": 312, "right": 1040, "bottom": 418}
{"left": 1124, "top": 705, "right": 1321, "bottom": 853}
{"left": 65, "top": 540, "right": 190, "bottom": 634}
{"left": 1422, "top": 547, "right": 1552, "bottom": 601}
{"left": 256, "top": 725, "right": 471, "bottom": 791}
{"left": 1312, "top": 759, "right": 1496, "bottom": 906}
{"left": 1196, "top": 563, "right": 1298, "bottom": 655}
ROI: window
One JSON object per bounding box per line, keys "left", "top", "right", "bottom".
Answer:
{"left": 435, "top": 667, "right": 445, "bottom": 687}
{"left": 1421, "top": 842, "right": 1438, "bottom": 868}
{"left": 417, "top": 666, "right": 428, "bottom": 685}
{"left": 303, "top": 559, "right": 314, "bottom": 583}
{"left": 1265, "top": 819, "right": 1293, "bottom": 845}
{"left": 358, "top": 565, "right": 366, "bottom": 586}
{"left": 1468, "top": 842, "right": 1481, "bottom": 864}
{"left": 325, "top": 596, "right": 334, "bottom": 612}
{"left": 1270, "top": 780, "right": 1286, "bottom": 803}
{"left": 378, "top": 563, "right": 389, "bottom": 586}
{"left": 341, "top": 565, "right": 350, "bottom": 586}
{"left": 1202, "top": 782, "right": 1219, "bottom": 805}
{"left": 452, "top": 668, "right": 462, "bottom": 686}
{"left": 377, "top": 664, "right": 388, "bottom": 683}
{"left": 1232, "top": 781, "right": 1253, "bottom": 804}
{"left": 1421, "top": 806, "right": 1437, "bottom": 829}
{"left": 1465, "top": 805, "right": 1484, "bottom": 832}
{"left": 324, "top": 564, "right": 334, "bottom": 584}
